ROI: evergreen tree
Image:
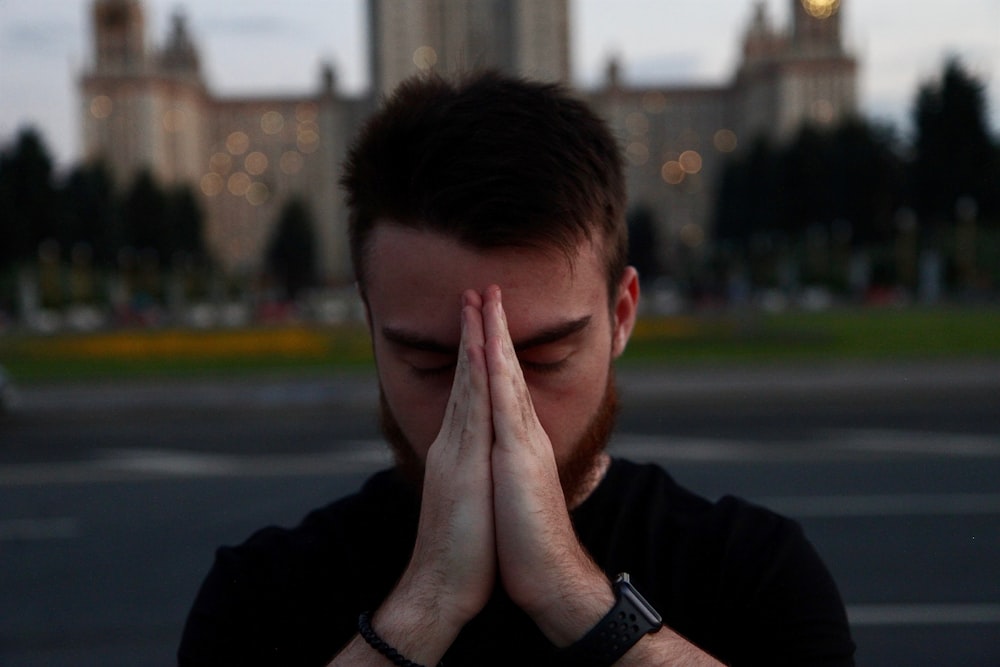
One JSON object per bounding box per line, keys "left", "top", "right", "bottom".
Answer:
{"left": 165, "top": 184, "right": 205, "bottom": 264}
{"left": 0, "top": 128, "right": 59, "bottom": 266}
{"left": 267, "top": 198, "right": 318, "bottom": 300}
{"left": 910, "top": 58, "right": 997, "bottom": 226}
{"left": 626, "top": 205, "right": 660, "bottom": 280}
{"left": 59, "top": 161, "right": 119, "bottom": 267}
{"left": 121, "top": 170, "right": 169, "bottom": 261}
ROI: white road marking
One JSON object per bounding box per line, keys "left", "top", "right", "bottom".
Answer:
{"left": 612, "top": 429, "right": 1000, "bottom": 463}
{"left": 848, "top": 603, "right": 1000, "bottom": 626}
{"left": 759, "top": 493, "right": 1000, "bottom": 517}
{"left": 0, "top": 444, "right": 394, "bottom": 486}
{"left": 0, "top": 517, "right": 80, "bottom": 541}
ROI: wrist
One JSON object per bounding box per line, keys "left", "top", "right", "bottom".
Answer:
{"left": 525, "top": 565, "right": 615, "bottom": 647}
{"left": 372, "top": 582, "right": 463, "bottom": 665}
{"left": 557, "top": 573, "right": 663, "bottom": 666}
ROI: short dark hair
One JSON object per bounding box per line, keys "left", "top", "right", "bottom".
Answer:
{"left": 341, "top": 71, "right": 627, "bottom": 298}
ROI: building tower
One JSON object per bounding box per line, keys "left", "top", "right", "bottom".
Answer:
{"left": 793, "top": 0, "right": 843, "bottom": 53}
{"left": 733, "top": 0, "right": 856, "bottom": 142}
{"left": 81, "top": 1, "right": 208, "bottom": 189}
{"left": 783, "top": 0, "right": 856, "bottom": 131}
{"left": 92, "top": 0, "right": 146, "bottom": 74}
{"left": 369, "top": 0, "right": 569, "bottom": 95}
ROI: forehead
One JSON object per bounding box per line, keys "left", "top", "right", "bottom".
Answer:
{"left": 364, "top": 224, "right": 606, "bottom": 336}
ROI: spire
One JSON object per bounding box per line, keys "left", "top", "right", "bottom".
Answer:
{"left": 160, "top": 10, "right": 201, "bottom": 76}
{"left": 92, "top": 0, "right": 146, "bottom": 73}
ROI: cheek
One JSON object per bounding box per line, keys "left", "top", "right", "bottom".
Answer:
{"left": 529, "top": 364, "right": 610, "bottom": 454}
{"left": 379, "top": 363, "right": 452, "bottom": 458}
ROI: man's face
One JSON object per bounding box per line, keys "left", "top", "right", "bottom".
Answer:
{"left": 363, "top": 224, "right": 638, "bottom": 495}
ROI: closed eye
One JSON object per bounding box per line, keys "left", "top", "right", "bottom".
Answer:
{"left": 520, "top": 357, "right": 569, "bottom": 375}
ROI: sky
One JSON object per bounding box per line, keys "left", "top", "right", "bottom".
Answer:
{"left": 1, "top": 0, "right": 998, "bottom": 170}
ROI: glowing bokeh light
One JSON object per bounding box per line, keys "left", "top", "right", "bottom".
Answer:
{"left": 90, "top": 95, "right": 113, "bottom": 119}
{"left": 679, "top": 150, "right": 703, "bottom": 174}
{"left": 200, "top": 172, "right": 224, "bottom": 197}
{"left": 227, "top": 171, "right": 251, "bottom": 196}
{"left": 246, "top": 182, "right": 270, "bottom": 206}
{"left": 245, "top": 151, "right": 269, "bottom": 175}
{"left": 661, "top": 160, "right": 685, "bottom": 185}
{"left": 713, "top": 129, "right": 738, "bottom": 153}
{"left": 226, "top": 131, "right": 250, "bottom": 155}
{"left": 297, "top": 129, "right": 320, "bottom": 153}
{"left": 261, "top": 110, "right": 285, "bottom": 135}
{"left": 680, "top": 223, "right": 705, "bottom": 248}
{"left": 413, "top": 45, "right": 438, "bottom": 70}
{"left": 802, "top": 0, "right": 840, "bottom": 19}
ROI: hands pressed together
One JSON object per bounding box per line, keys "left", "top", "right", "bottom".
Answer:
{"left": 335, "top": 286, "right": 721, "bottom": 666}
{"left": 365, "top": 286, "right": 612, "bottom": 663}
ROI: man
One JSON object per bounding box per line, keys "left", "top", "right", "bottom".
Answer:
{"left": 179, "top": 71, "right": 855, "bottom": 666}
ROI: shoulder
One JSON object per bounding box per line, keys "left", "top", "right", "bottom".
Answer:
{"left": 575, "top": 459, "right": 801, "bottom": 557}
{"left": 178, "top": 468, "right": 417, "bottom": 665}
{"left": 218, "top": 468, "right": 418, "bottom": 591}
{"left": 583, "top": 458, "right": 854, "bottom": 664}
{"left": 592, "top": 457, "right": 826, "bottom": 581}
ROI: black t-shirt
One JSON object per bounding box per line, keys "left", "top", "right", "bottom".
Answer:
{"left": 179, "top": 458, "right": 855, "bottom": 666}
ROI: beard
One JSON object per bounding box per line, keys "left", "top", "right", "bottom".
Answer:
{"left": 378, "top": 368, "right": 620, "bottom": 503}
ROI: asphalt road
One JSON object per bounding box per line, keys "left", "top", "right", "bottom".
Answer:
{"left": 1, "top": 361, "right": 998, "bottom": 666}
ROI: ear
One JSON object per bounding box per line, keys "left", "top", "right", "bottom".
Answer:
{"left": 611, "top": 266, "right": 640, "bottom": 359}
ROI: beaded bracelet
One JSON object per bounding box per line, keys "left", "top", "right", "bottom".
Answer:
{"left": 357, "top": 611, "right": 431, "bottom": 667}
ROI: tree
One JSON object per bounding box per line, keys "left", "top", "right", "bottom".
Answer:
{"left": 164, "top": 184, "right": 205, "bottom": 264}
{"left": 120, "top": 170, "right": 169, "bottom": 260}
{"left": 0, "top": 128, "right": 59, "bottom": 266}
{"left": 712, "top": 136, "right": 782, "bottom": 246}
{"left": 58, "top": 161, "right": 119, "bottom": 267}
{"left": 626, "top": 205, "right": 660, "bottom": 280}
{"left": 778, "top": 125, "right": 832, "bottom": 235}
{"left": 910, "top": 57, "right": 997, "bottom": 226}
{"left": 825, "top": 119, "right": 903, "bottom": 246}
{"left": 266, "top": 197, "right": 318, "bottom": 300}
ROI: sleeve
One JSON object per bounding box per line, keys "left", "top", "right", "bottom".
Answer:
{"left": 717, "top": 498, "right": 856, "bottom": 667}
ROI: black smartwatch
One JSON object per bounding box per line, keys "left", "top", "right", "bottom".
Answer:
{"left": 557, "top": 572, "right": 663, "bottom": 666}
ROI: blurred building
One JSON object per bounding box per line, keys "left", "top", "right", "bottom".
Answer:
{"left": 369, "top": 0, "right": 570, "bottom": 95}
{"left": 79, "top": 0, "right": 855, "bottom": 282}
{"left": 588, "top": 0, "right": 857, "bottom": 261}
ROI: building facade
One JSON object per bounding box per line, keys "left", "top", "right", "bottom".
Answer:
{"left": 79, "top": 0, "right": 856, "bottom": 283}
{"left": 368, "top": 0, "right": 570, "bottom": 95}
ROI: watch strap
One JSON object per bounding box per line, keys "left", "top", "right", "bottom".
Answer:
{"left": 557, "top": 573, "right": 662, "bottom": 666}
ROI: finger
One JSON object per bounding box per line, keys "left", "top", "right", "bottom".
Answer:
{"left": 438, "top": 290, "right": 491, "bottom": 453}
{"left": 460, "top": 291, "right": 492, "bottom": 450}
{"left": 483, "top": 286, "right": 538, "bottom": 445}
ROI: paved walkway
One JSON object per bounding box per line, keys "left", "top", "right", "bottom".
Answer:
{"left": 8, "top": 358, "right": 999, "bottom": 413}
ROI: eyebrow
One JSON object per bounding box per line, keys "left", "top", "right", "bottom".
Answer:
{"left": 381, "top": 315, "right": 592, "bottom": 355}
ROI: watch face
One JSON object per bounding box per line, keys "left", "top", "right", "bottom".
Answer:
{"left": 802, "top": 0, "right": 840, "bottom": 19}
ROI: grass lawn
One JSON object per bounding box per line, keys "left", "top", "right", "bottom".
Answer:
{"left": 1, "top": 305, "right": 999, "bottom": 384}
